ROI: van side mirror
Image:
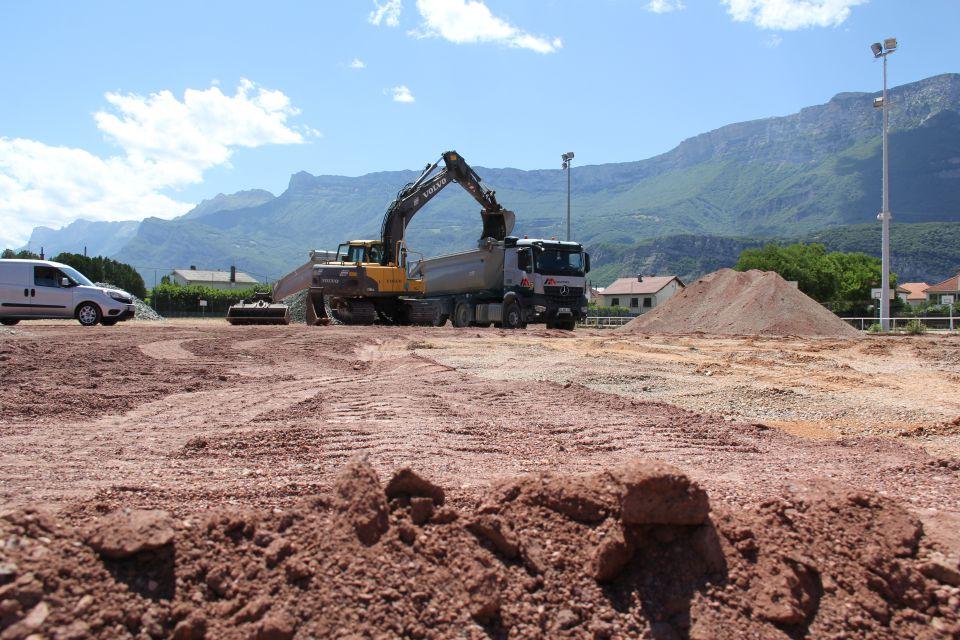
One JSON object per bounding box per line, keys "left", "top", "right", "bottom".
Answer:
{"left": 60, "top": 277, "right": 71, "bottom": 287}
{"left": 584, "top": 253, "right": 591, "bottom": 273}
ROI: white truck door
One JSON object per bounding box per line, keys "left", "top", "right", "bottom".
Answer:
{"left": 31, "top": 265, "right": 74, "bottom": 317}
{"left": 0, "top": 263, "right": 31, "bottom": 316}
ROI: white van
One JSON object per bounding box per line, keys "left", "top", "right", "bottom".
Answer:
{"left": 0, "top": 259, "right": 136, "bottom": 326}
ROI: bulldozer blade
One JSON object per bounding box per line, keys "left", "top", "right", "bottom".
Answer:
{"left": 226, "top": 293, "right": 291, "bottom": 325}
{"left": 307, "top": 287, "right": 331, "bottom": 326}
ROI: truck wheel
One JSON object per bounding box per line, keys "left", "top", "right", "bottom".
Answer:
{"left": 431, "top": 306, "right": 449, "bottom": 327}
{"left": 503, "top": 301, "right": 524, "bottom": 329}
{"left": 76, "top": 303, "right": 102, "bottom": 327}
{"left": 0, "top": 319, "right": 19, "bottom": 326}
{"left": 452, "top": 302, "right": 472, "bottom": 328}
{"left": 557, "top": 319, "right": 577, "bottom": 331}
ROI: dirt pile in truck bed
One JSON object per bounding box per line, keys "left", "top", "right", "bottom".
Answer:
{"left": 2, "top": 459, "right": 957, "bottom": 639}
{"left": 618, "top": 269, "right": 860, "bottom": 338}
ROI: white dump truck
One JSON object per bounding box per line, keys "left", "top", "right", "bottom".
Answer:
{"left": 409, "top": 235, "right": 590, "bottom": 330}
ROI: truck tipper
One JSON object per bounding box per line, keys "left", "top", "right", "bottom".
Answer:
{"left": 403, "top": 235, "right": 589, "bottom": 329}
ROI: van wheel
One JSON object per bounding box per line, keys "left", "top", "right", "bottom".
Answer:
{"left": 503, "top": 301, "right": 524, "bottom": 329}
{"left": 0, "top": 319, "right": 19, "bottom": 326}
{"left": 76, "top": 303, "right": 102, "bottom": 327}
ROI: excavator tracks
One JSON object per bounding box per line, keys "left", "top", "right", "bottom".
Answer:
{"left": 331, "top": 299, "right": 377, "bottom": 325}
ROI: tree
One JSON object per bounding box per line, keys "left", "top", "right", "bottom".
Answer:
{"left": 735, "top": 242, "right": 890, "bottom": 306}
{"left": 52, "top": 253, "right": 147, "bottom": 299}
{"left": 1, "top": 249, "right": 40, "bottom": 259}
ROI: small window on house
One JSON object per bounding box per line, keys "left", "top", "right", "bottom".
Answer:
{"left": 630, "top": 297, "right": 639, "bottom": 307}
{"left": 643, "top": 297, "right": 652, "bottom": 308}
{"left": 611, "top": 298, "right": 620, "bottom": 307}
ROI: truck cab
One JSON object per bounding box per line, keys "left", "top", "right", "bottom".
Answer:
{"left": 505, "top": 237, "right": 590, "bottom": 329}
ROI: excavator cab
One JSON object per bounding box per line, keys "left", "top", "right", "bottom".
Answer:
{"left": 336, "top": 241, "right": 383, "bottom": 265}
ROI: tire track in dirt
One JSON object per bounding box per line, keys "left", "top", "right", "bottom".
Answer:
{"left": 138, "top": 338, "right": 200, "bottom": 360}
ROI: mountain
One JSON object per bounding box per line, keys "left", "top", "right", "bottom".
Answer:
{"left": 178, "top": 189, "right": 275, "bottom": 220}
{"left": 24, "top": 73, "right": 960, "bottom": 284}
{"left": 25, "top": 219, "right": 140, "bottom": 258}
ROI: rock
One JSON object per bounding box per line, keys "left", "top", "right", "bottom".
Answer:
{"left": 466, "top": 571, "right": 502, "bottom": 624}
{"left": 431, "top": 508, "right": 459, "bottom": 524}
{"left": 263, "top": 538, "right": 293, "bottom": 568}
{"left": 0, "top": 574, "right": 43, "bottom": 609}
{"left": 498, "top": 474, "right": 615, "bottom": 523}
{"left": 609, "top": 461, "right": 709, "bottom": 526}
{"left": 171, "top": 611, "right": 207, "bottom": 640}
{"left": 919, "top": 553, "right": 960, "bottom": 587}
{"left": 466, "top": 515, "right": 520, "bottom": 559}
{"left": 385, "top": 467, "right": 445, "bottom": 505}
{"left": 409, "top": 497, "right": 435, "bottom": 525}
{"left": 1, "top": 601, "right": 48, "bottom": 639}
{"left": 591, "top": 523, "right": 633, "bottom": 583}
{"left": 0, "top": 563, "right": 16, "bottom": 585}
{"left": 86, "top": 509, "right": 175, "bottom": 559}
{"left": 556, "top": 608, "right": 580, "bottom": 629}
{"left": 751, "top": 558, "right": 820, "bottom": 625}
{"left": 256, "top": 610, "right": 297, "bottom": 640}
{"left": 334, "top": 460, "right": 389, "bottom": 546}
{"left": 520, "top": 540, "right": 548, "bottom": 575}
{"left": 233, "top": 596, "right": 271, "bottom": 623}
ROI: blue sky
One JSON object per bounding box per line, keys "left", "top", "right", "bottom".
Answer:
{"left": 1, "top": 0, "right": 959, "bottom": 247}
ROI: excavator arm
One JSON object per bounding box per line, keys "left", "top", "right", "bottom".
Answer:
{"left": 379, "top": 150, "right": 512, "bottom": 266}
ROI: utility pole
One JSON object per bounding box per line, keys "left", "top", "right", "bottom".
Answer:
{"left": 871, "top": 37, "right": 897, "bottom": 331}
{"left": 561, "top": 152, "right": 574, "bottom": 241}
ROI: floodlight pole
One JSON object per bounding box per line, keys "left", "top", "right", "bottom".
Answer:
{"left": 561, "top": 152, "right": 574, "bottom": 241}
{"left": 871, "top": 39, "right": 895, "bottom": 331}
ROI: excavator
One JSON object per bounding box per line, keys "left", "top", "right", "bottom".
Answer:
{"left": 237, "top": 150, "right": 515, "bottom": 325}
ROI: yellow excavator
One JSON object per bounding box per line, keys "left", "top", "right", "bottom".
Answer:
{"left": 253, "top": 150, "right": 514, "bottom": 325}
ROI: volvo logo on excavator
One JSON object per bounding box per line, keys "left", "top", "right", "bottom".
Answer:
{"left": 422, "top": 176, "right": 448, "bottom": 199}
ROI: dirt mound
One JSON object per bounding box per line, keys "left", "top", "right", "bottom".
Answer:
{"left": 618, "top": 269, "right": 860, "bottom": 338}
{"left": 2, "top": 460, "right": 957, "bottom": 639}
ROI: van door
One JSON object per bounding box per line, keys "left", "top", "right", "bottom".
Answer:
{"left": 0, "top": 263, "right": 31, "bottom": 316}
{"left": 32, "top": 265, "right": 74, "bottom": 317}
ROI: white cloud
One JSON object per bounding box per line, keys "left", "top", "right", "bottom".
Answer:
{"left": 390, "top": 85, "right": 416, "bottom": 103}
{"left": 721, "top": 0, "right": 868, "bottom": 30}
{"left": 0, "top": 80, "right": 310, "bottom": 248}
{"left": 412, "top": 0, "right": 562, "bottom": 54}
{"left": 646, "top": 0, "right": 685, "bottom": 13}
{"left": 369, "top": 0, "right": 402, "bottom": 27}
{"left": 349, "top": 58, "right": 366, "bottom": 69}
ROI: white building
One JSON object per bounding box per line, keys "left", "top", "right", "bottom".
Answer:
{"left": 170, "top": 267, "right": 259, "bottom": 290}
{"left": 595, "top": 275, "right": 684, "bottom": 314}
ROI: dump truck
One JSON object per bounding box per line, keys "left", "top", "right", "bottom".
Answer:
{"left": 410, "top": 236, "right": 590, "bottom": 329}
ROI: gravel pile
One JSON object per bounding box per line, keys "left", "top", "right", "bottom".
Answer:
{"left": 281, "top": 289, "right": 309, "bottom": 324}
{"left": 619, "top": 269, "right": 859, "bottom": 338}
{"left": 94, "top": 282, "right": 164, "bottom": 321}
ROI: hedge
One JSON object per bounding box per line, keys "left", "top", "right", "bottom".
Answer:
{"left": 147, "top": 283, "right": 271, "bottom": 314}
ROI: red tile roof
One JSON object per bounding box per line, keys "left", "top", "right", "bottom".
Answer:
{"left": 602, "top": 276, "right": 683, "bottom": 295}
{"left": 899, "top": 282, "right": 929, "bottom": 300}
{"left": 925, "top": 273, "right": 960, "bottom": 294}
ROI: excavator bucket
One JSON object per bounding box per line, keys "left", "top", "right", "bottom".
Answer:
{"left": 226, "top": 292, "right": 291, "bottom": 325}
{"left": 306, "top": 287, "right": 331, "bottom": 326}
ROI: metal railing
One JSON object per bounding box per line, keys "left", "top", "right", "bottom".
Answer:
{"left": 842, "top": 316, "right": 958, "bottom": 332}
{"left": 579, "top": 316, "right": 633, "bottom": 328}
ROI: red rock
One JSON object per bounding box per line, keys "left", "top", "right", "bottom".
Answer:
{"left": 608, "top": 461, "right": 709, "bottom": 526}
{"left": 334, "top": 459, "right": 389, "bottom": 546}
{"left": 385, "top": 467, "right": 445, "bottom": 505}
{"left": 86, "top": 509, "right": 175, "bottom": 559}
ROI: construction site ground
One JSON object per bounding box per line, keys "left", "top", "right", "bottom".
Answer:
{"left": 1, "top": 321, "right": 959, "bottom": 638}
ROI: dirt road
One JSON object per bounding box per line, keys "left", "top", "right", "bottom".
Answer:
{"left": 1, "top": 322, "right": 958, "bottom": 638}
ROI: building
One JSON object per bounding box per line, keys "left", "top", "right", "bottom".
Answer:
{"left": 897, "top": 282, "right": 930, "bottom": 307}
{"left": 170, "top": 266, "right": 259, "bottom": 290}
{"left": 924, "top": 272, "right": 960, "bottom": 306}
{"left": 596, "top": 275, "right": 684, "bottom": 314}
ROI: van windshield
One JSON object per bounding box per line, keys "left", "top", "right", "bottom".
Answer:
{"left": 60, "top": 266, "right": 94, "bottom": 286}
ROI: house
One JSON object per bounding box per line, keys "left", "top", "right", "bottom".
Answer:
{"left": 170, "top": 266, "right": 259, "bottom": 290}
{"left": 924, "top": 272, "right": 960, "bottom": 305}
{"left": 898, "top": 282, "right": 930, "bottom": 307}
{"left": 596, "top": 275, "right": 684, "bottom": 314}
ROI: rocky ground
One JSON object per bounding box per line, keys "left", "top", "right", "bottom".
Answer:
{"left": 1, "top": 321, "right": 958, "bottom": 639}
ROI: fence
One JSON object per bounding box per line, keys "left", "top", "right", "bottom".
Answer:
{"left": 842, "top": 316, "right": 959, "bottom": 332}
{"left": 579, "top": 316, "right": 633, "bottom": 328}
